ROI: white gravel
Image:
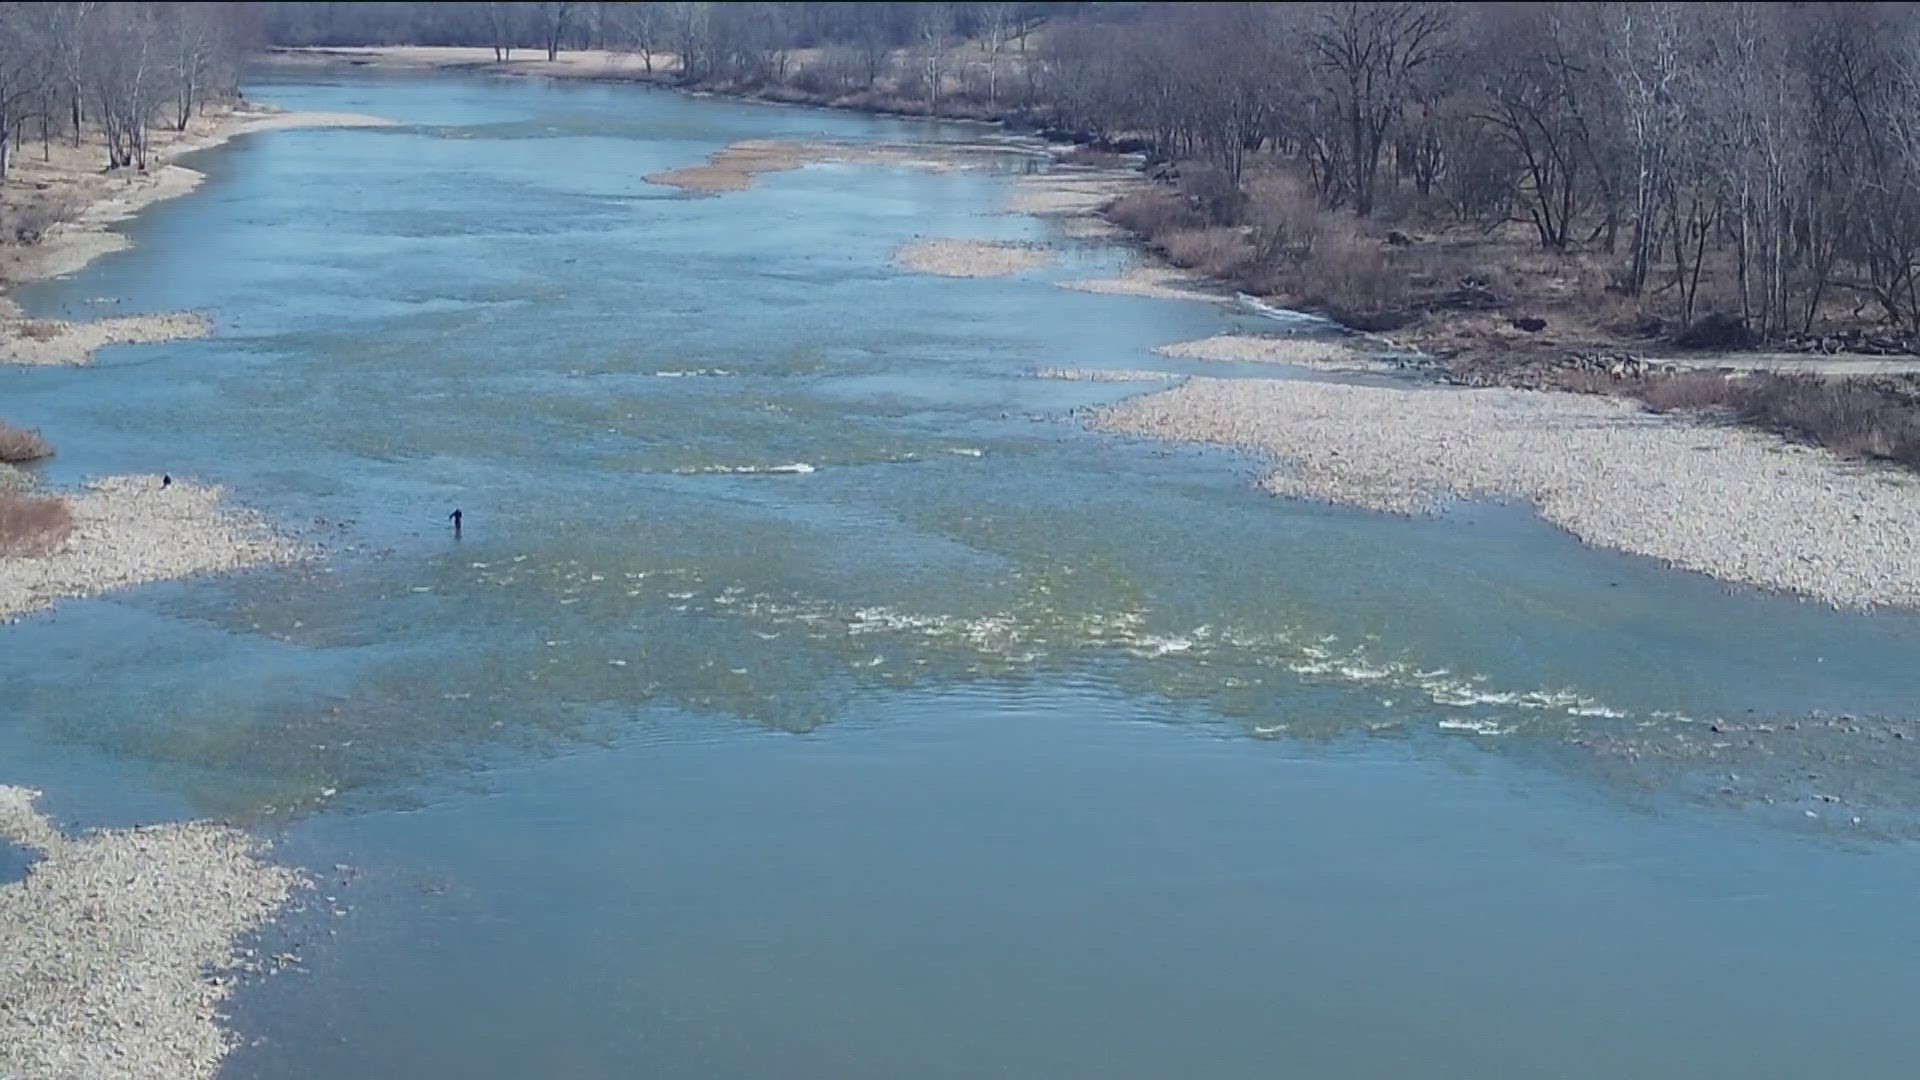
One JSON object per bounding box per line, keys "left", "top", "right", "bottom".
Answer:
{"left": 0, "top": 786, "right": 301, "bottom": 1080}
{"left": 1155, "top": 334, "right": 1396, "bottom": 373}
{"left": 1033, "top": 368, "right": 1184, "bottom": 382}
{"left": 0, "top": 475, "right": 307, "bottom": 622}
{"left": 1098, "top": 377, "right": 1920, "bottom": 610}
{"left": 1057, "top": 265, "right": 1221, "bottom": 303}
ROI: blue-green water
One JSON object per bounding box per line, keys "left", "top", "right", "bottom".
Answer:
{"left": 5, "top": 73, "right": 1920, "bottom": 1077}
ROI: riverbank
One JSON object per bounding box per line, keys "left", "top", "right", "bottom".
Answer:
{"left": 0, "top": 786, "right": 300, "bottom": 1080}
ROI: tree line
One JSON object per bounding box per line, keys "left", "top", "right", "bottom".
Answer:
{"left": 1038, "top": 2, "right": 1920, "bottom": 340}
{"left": 0, "top": 2, "right": 251, "bottom": 179}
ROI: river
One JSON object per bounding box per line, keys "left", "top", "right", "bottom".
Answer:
{"left": 4, "top": 71, "right": 1920, "bottom": 1078}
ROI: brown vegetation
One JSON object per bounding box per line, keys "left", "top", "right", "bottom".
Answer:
{"left": 1544, "top": 368, "right": 1920, "bottom": 471}
{"left": 0, "top": 493, "right": 73, "bottom": 557}
{"left": 0, "top": 421, "right": 52, "bottom": 463}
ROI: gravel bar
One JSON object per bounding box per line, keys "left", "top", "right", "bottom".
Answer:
{"left": 1098, "top": 377, "right": 1920, "bottom": 610}
{"left": 0, "top": 475, "right": 308, "bottom": 623}
{"left": 0, "top": 786, "right": 301, "bottom": 1080}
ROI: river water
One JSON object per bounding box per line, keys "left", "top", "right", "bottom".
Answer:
{"left": 4, "top": 72, "right": 1920, "bottom": 1078}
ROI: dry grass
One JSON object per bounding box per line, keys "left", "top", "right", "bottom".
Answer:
{"left": 1106, "top": 189, "right": 1206, "bottom": 236}
{"left": 1737, "top": 375, "right": 1920, "bottom": 468}
{"left": 2, "top": 200, "right": 74, "bottom": 246}
{"left": 0, "top": 494, "right": 73, "bottom": 556}
{"left": 1636, "top": 371, "right": 1745, "bottom": 414}
{"left": 1579, "top": 369, "right": 1920, "bottom": 469}
{"left": 1158, "top": 227, "right": 1257, "bottom": 279}
{"left": 0, "top": 422, "right": 53, "bottom": 463}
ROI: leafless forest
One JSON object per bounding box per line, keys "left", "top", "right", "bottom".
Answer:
{"left": 0, "top": 2, "right": 248, "bottom": 181}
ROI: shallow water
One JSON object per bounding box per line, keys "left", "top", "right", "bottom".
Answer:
{"left": 4, "top": 72, "right": 1920, "bottom": 1077}
{"left": 0, "top": 839, "right": 32, "bottom": 885}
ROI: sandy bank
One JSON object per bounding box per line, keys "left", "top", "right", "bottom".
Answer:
{"left": 0, "top": 785, "right": 300, "bottom": 1080}
{"left": 1099, "top": 378, "right": 1920, "bottom": 610}
{"left": 895, "top": 239, "right": 1053, "bottom": 278}
{"left": 1058, "top": 265, "right": 1220, "bottom": 303}
{"left": 0, "top": 475, "right": 307, "bottom": 623}
{"left": 1155, "top": 335, "right": 1398, "bottom": 373}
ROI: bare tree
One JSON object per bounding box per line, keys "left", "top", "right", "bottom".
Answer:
{"left": 160, "top": 2, "right": 229, "bottom": 131}
{"left": 604, "top": 1, "right": 664, "bottom": 73}
{"left": 917, "top": 3, "right": 955, "bottom": 114}
{"left": 483, "top": 1, "right": 519, "bottom": 63}
{"left": 976, "top": 1, "right": 1016, "bottom": 107}
{"left": 0, "top": 2, "right": 51, "bottom": 181}
{"left": 538, "top": 2, "right": 574, "bottom": 62}
{"left": 1308, "top": 2, "right": 1454, "bottom": 216}
{"left": 1467, "top": 3, "right": 1595, "bottom": 248}
{"left": 1603, "top": 2, "right": 1690, "bottom": 296}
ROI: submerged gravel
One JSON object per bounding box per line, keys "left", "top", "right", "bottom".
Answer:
{"left": 0, "top": 786, "right": 300, "bottom": 1080}
{"left": 1099, "top": 377, "right": 1920, "bottom": 609}
{"left": 894, "top": 239, "right": 1053, "bottom": 278}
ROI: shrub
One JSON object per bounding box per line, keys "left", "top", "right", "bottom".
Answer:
{"left": 1313, "top": 238, "right": 1412, "bottom": 318}
{"left": 0, "top": 422, "right": 53, "bottom": 463}
{"left": 1106, "top": 189, "right": 1205, "bottom": 237}
{"left": 1636, "top": 371, "right": 1741, "bottom": 413}
{"left": 3, "top": 201, "right": 72, "bottom": 246}
{"left": 0, "top": 494, "right": 74, "bottom": 557}
{"left": 1158, "top": 227, "right": 1257, "bottom": 279}
{"left": 1179, "top": 166, "right": 1247, "bottom": 224}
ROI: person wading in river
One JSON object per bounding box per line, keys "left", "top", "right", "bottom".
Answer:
{"left": 449, "top": 508, "right": 463, "bottom": 538}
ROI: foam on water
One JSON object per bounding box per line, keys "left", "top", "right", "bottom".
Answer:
{"left": 675, "top": 462, "right": 817, "bottom": 475}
